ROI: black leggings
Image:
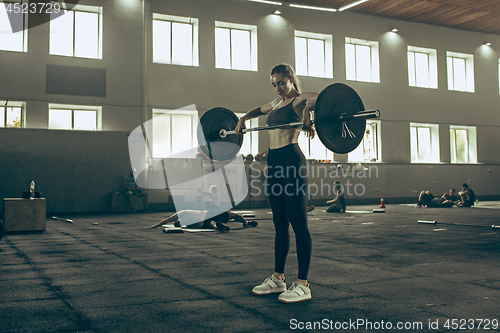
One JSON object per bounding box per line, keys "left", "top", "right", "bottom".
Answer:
{"left": 266, "top": 143, "right": 312, "bottom": 280}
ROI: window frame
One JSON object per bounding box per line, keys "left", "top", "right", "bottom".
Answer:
{"left": 0, "top": 0, "right": 29, "bottom": 52}
{"left": 407, "top": 46, "right": 438, "bottom": 89}
{"left": 215, "top": 21, "right": 258, "bottom": 72}
{"left": 0, "top": 100, "right": 25, "bottom": 128}
{"left": 151, "top": 108, "right": 199, "bottom": 159}
{"left": 345, "top": 37, "right": 380, "bottom": 83}
{"left": 348, "top": 120, "right": 381, "bottom": 163}
{"left": 48, "top": 104, "right": 102, "bottom": 131}
{"left": 49, "top": 2, "right": 103, "bottom": 59}
{"left": 235, "top": 113, "right": 259, "bottom": 156}
{"left": 450, "top": 125, "right": 477, "bottom": 164}
{"left": 152, "top": 13, "right": 199, "bottom": 66}
{"left": 410, "top": 123, "right": 440, "bottom": 163}
{"left": 294, "top": 30, "right": 333, "bottom": 79}
{"left": 446, "top": 51, "right": 474, "bottom": 93}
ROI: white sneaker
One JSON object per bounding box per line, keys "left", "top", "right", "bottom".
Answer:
{"left": 252, "top": 275, "right": 286, "bottom": 295}
{"left": 278, "top": 281, "right": 311, "bottom": 303}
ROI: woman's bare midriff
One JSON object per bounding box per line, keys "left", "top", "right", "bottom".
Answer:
{"left": 268, "top": 127, "right": 301, "bottom": 150}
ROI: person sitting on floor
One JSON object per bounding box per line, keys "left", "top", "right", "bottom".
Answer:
{"left": 326, "top": 181, "right": 346, "bottom": 213}
{"left": 123, "top": 170, "right": 149, "bottom": 213}
{"left": 456, "top": 183, "right": 476, "bottom": 207}
{"left": 147, "top": 209, "right": 257, "bottom": 231}
{"left": 198, "top": 185, "right": 221, "bottom": 211}
{"left": 442, "top": 188, "right": 458, "bottom": 202}
{"left": 416, "top": 190, "right": 454, "bottom": 208}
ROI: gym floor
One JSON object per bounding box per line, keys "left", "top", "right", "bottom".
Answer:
{"left": 1, "top": 203, "right": 499, "bottom": 333}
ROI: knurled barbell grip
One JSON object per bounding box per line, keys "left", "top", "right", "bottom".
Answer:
{"left": 220, "top": 121, "right": 305, "bottom": 138}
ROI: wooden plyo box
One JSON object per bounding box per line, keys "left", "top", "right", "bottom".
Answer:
{"left": 3, "top": 198, "right": 46, "bottom": 232}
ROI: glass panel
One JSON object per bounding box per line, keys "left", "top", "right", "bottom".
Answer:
{"left": 410, "top": 126, "right": 418, "bottom": 162}
{"left": 6, "top": 106, "right": 21, "bottom": 128}
{"left": 50, "top": 10, "right": 74, "bottom": 56}
{"left": 298, "top": 133, "right": 309, "bottom": 158}
{"left": 171, "top": 114, "right": 192, "bottom": 156}
{"left": 355, "top": 44, "right": 371, "bottom": 82}
{"left": 345, "top": 43, "right": 355, "bottom": 80}
{"left": 231, "top": 29, "right": 251, "bottom": 70}
{"left": 0, "top": 5, "right": 24, "bottom": 52}
{"left": 417, "top": 127, "right": 431, "bottom": 162}
{"left": 364, "top": 122, "right": 377, "bottom": 161}
{"left": 74, "top": 110, "right": 96, "bottom": 130}
{"left": 408, "top": 51, "right": 416, "bottom": 87}
{"left": 215, "top": 28, "right": 230, "bottom": 69}
{"left": 450, "top": 129, "right": 457, "bottom": 163}
{"left": 172, "top": 22, "right": 193, "bottom": 66}
{"left": 455, "top": 129, "right": 468, "bottom": 163}
{"left": 49, "top": 109, "right": 72, "bottom": 130}
{"left": 153, "top": 20, "right": 171, "bottom": 64}
{"left": 415, "top": 52, "right": 429, "bottom": 88}
{"left": 0, "top": 107, "right": 4, "bottom": 127}
{"left": 75, "top": 11, "right": 98, "bottom": 59}
{"left": 152, "top": 113, "right": 171, "bottom": 158}
{"left": 349, "top": 141, "right": 364, "bottom": 162}
{"left": 307, "top": 38, "right": 325, "bottom": 78}
{"left": 250, "top": 118, "right": 258, "bottom": 156}
{"left": 453, "top": 57, "right": 466, "bottom": 92}
{"left": 294, "top": 37, "right": 307, "bottom": 76}
{"left": 309, "top": 135, "right": 327, "bottom": 159}
{"left": 447, "top": 57, "right": 454, "bottom": 90}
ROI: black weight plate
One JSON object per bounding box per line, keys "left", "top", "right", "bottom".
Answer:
{"left": 197, "top": 107, "right": 243, "bottom": 161}
{"left": 314, "top": 83, "right": 365, "bottom": 154}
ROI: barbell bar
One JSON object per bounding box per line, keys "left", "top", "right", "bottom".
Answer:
{"left": 197, "top": 83, "right": 381, "bottom": 161}
{"left": 219, "top": 109, "right": 380, "bottom": 138}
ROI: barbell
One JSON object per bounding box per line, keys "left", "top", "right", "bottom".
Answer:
{"left": 197, "top": 83, "right": 381, "bottom": 161}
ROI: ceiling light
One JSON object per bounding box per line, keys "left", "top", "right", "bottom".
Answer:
{"left": 289, "top": 3, "right": 337, "bottom": 12}
{"left": 274, "top": 10, "right": 281, "bottom": 15}
{"left": 339, "top": 0, "right": 371, "bottom": 11}
{"left": 391, "top": 28, "right": 398, "bottom": 32}
{"left": 485, "top": 42, "right": 492, "bottom": 46}
{"left": 248, "top": 0, "right": 282, "bottom": 5}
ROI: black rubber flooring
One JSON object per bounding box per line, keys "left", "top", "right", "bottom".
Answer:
{"left": 1, "top": 203, "right": 499, "bottom": 333}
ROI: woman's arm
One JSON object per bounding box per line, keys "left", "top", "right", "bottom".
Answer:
{"left": 234, "top": 98, "right": 280, "bottom": 134}
{"left": 296, "top": 92, "right": 319, "bottom": 137}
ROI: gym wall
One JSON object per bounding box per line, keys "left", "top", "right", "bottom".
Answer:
{"left": 0, "top": 0, "right": 499, "bottom": 213}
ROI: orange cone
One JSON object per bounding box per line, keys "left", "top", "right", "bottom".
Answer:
{"left": 379, "top": 196, "right": 386, "bottom": 208}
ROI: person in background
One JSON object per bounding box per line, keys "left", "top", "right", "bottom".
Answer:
{"left": 123, "top": 170, "right": 149, "bottom": 213}
{"left": 456, "top": 183, "right": 475, "bottom": 207}
{"left": 326, "top": 181, "right": 346, "bottom": 213}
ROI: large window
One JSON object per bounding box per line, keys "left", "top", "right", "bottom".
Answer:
{"left": 48, "top": 104, "right": 101, "bottom": 130}
{"left": 151, "top": 108, "right": 199, "bottom": 158}
{"left": 298, "top": 134, "right": 333, "bottom": 161}
{"left": 49, "top": 4, "right": 103, "bottom": 59}
{"left": 450, "top": 125, "right": 477, "bottom": 164}
{"left": 0, "top": 0, "right": 28, "bottom": 52}
{"left": 153, "top": 13, "right": 199, "bottom": 66}
{"left": 348, "top": 121, "right": 381, "bottom": 162}
{"left": 408, "top": 46, "right": 438, "bottom": 89}
{"left": 215, "top": 21, "right": 257, "bottom": 71}
{"left": 345, "top": 37, "right": 380, "bottom": 83}
{"left": 0, "top": 101, "right": 24, "bottom": 128}
{"left": 447, "top": 51, "right": 474, "bottom": 93}
{"left": 410, "top": 123, "right": 439, "bottom": 163}
{"left": 235, "top": 113, "right": 259, "bottom": 156}
{"left": 294, "top": 30, "right": 333, "bottom": 78}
